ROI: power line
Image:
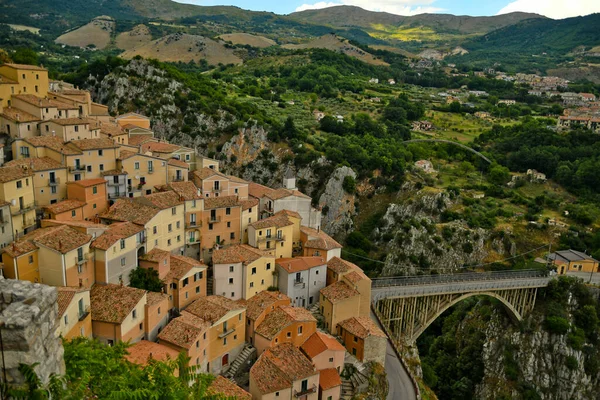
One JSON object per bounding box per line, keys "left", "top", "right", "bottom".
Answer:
{"left": 341, "top": 242, "right": 550, "bottom": 271}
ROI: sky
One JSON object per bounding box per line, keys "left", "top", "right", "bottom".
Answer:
{"left": 174, "top": 0, "right": 600, "bottom": 19}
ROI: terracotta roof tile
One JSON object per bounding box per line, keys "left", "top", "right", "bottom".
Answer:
{"left": 56, "top": 286, "right": 88, "bottom": 317}
{"left": 128, "top": 135, "right": 155, "bottom": 146}
{"left": 167, "top": 254, "right": 206, "bottom": 281}
{"left": 319, "top": 368, "right": 342, "bottom": 391}
{"left": 71, "top": 138, "right": 118, "bottom": 150}
{"left": 255, "top": 305, "right": 316, "bottom": 339}
{"left": 204, "top": 195, "right": 240, "bottom": 210}
{"left": 69, "top": 178, "right": 107, "bottom": 187}
{"left": 146, "top": 291, "right": 169, "bottom": 307}
{"left": 90, "top": 222, "right": 144, "bottom": 250}
{"left": 0, "top": 165, "right": 34, "bottom": 183}
{"left": 1, "top": 107, "right": 41, "bottom": 122}
{"left": 34, "top": 225, "right": 91, "bottom": 254}
{"left": 276, "top": 257, "right": 325, "bottom": 274}
{"left": 3, "top": 63, "right": 47, "bottom": 71}
{"left": 250, "top": 343, "right": 317, "bottom": 394}
{"left": 167, "top": 158, "right": 189, "bottom": 169}
{"left": 125, "top": 340, "right": 180, "bottom": 366}
{"left": 13, "top": 94, "right": 77, "bottom": 110}
{"left": 279, "top": 209, "right": 302, "bottom": 219}
{"left": 101, "top": 198, "right": 160, "bottom": 225}
{"left": 212, "top": 244, "right": 268, "bottom": 265}
{"left": 143, "top": 141, "right": 180, "bottom": 154}
{"left": 4, "top": 157, "right": 64, "bottom": 172}
{"left": 301, "top": 226, "right": 342, "bottom": 251}
{"left": 44, "top": 117, "right": 90, "bottom": 126}
{"left": 139, "top": 248, "right": 170, "bottom": 263}
{"left": 248, "top": 182, "right": 274, "bottom": 199}
{"left": 301, "top": 331, "right": 345, "bottom": 359}
{"left": 246, "top": 291, "right": 291, "bottom": 321}
{"left": 338, "top": 316, "right": 386, "bottom": 339}
{"left": 1, "top": 226, "right": 61, "bottom": 257}
{"left": 320, "top": 281, "right": 360, "bottom": 304}
{"left": 136, "top": 191, "right": 183, "bottom": 209}
{"left": 158, "top": 311, "right": 210, "bottom": 349}
{"left": 327, "top": 257, "right": 355, "bottom": 274}
{"left": 118, "top": 150, "right": 138, "bottom": 160}
{"left": 241, "top": 198, "right": 259, "bottom": 211}
{"left": 249, "top": 211, "right": 294, "bottom": 230}
{"left": 99, "top": 123, "right": 126, "bottom": 137}
{"left": 90, "top": 284, "right": 146, "bottom": 324}
{"left": 185, "top": 295, "right": 244, "bottom": 324}
{"left": 208, "top": 376, "right": 252, "bottom": 400}
{"left": 168, "top": 181, "right": 201, "bottom": 200}
{"left": 43, "top": 199, "right": 85, "bottom": 215}
{"left": 101, "top": 169, "right": 127, "bottom": 177}
{"left": 24, "top": 136, "right": 81, "bottom": 155}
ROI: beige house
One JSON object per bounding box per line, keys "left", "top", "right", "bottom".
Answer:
{"left": 248, "top": 211, "right": 295, "bottom": 259}
{"left": 56, "top": 286, "right": 92, "bottom": 340}
{"left": 39, "top": 118, "right": 95, "bottom": 141}
{"left": 338, "top": 316, "right": 386, "bottom": 365}
{"left": 90, "top": 284, "right": 147, "bottom": 346}
{"left": 254, "top": 305, "right": 317, "bottom": 355}
{"left": 245, "top": 291, "right": 291, "bottom": 346}
{"left": 326, "top": 257, "right": 372, "bottom": 317}
{"left": 158, "top": 311, "right": 211, "bottom": 370}
{"left": 0, "top": 165, "right": 36, "bottom": 237}
{"left": 0, "top": 107, "right": 41, "bottom": 138}
{"left": 300, "top": 331, "right": 345, "bottom": 372}
{"left": 3, "top": 157, "right": 67, "bottom": 207}
{"left": 117, "top": 150, "right": 168, "bottom": 197}
{"left": 0, "top": 63, "right": 49, "bottom": 108}
{"left": 250, "top": 343, "right": 319, "bottom": 400}
{"left": 300, "top": 226, "right": 342, "bottom": 261}
{"left": 192, "top": 167, "right": 249, "bottom": 199}
{"left": 320, "top": 280, "right": 361, "bottom": 335}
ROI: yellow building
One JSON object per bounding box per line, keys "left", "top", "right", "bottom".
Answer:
{"left": 90, "top": 284, "right": 148, "bottom": 346}
{"left": 185, "top": 295, "right": 246, "bottom": 375}
{"left": 3, "top": 157, "right": 67, "bottom": 207}
{"left": 0, "top": 63, "right": 49, "bottom": 108}
{"left": 549, "top": 249, "right": 600, "bottom": 275}
{"left": 56, "top": 286, "right": 93, "bottom": 340}
{"left": 0, "top": 165, "right": 37, "bottom": 236}
{"left": 253, "top": 305, "right": 317, "bottom": 355}
{"left": 200, "top": 196, "right": 243, "bottom": 262}
{"left": 158, "top": 311, "right": 210, "bottom": 369}
{"left": 115, "top": 112, "right": 151, "bottom": 130}
{"left": 320, "top": 280, "right": 361, "bottom": 335}
{"left": 241, "top": 198, "right": 259, "bottom": 244}
{"left": 191, "top": 167, "right": 249, "bottom": 199}
{"left": 12, "top": 94, "right": 79, "bottom": 121}
{"left": 39, "top": 118, "right": 95, "bottom": 141}
{"left": 212, "top": 244, "right": 275, "bottom": 300}
{"left": 117, "top": 150, "right": 168, "bottom": 197}
{"left": 300, "top": 226, "right": 342, "bottom": 261}
{"left": 141, "top": 141, "right": 197, "bottom": 171}
{"left": 167, "top": 158, "right": 189, "bottom": 183}
{"left": 69, "top": 138, "right": 119, "bottom": 180}
{"left": 100, "top": 192, "right": 185, "bottom": 255}
{"left": 326, "top": 257, "right": 372, "bottom": 318}
{"left": 248, "top": 211, "right": 295, "bottom": 259}
{"left": 0, "top": 107, "right": 41, "bottom": 139}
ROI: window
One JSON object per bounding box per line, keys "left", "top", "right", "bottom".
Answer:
{"left": 227, "top": 221, "right": 231, "bottom": 228}
{"left": 132, "top": 310, "right": 137, "bottom": 319}
{"left": 134, "top": 162, "right": 140, "bottom": 170}
{"left": 353, "top": 336, "right": 358, "bottom": 343}
{"left": 16, "top": 181, "right": 22, "bottom": 189}
{"left": 92, "top": 186, "right": 97, "bottom": 194}
{"left": 74, "top": 125, "right": 79, "bottom": 133}
{"left": 251, "top": 267, "right": 256, "bottom": 275}
{"left": 121, "top": 257, "right": 126, "bottom": 267}
{"left": 98, "top": 150, "right": 103, "bottom": 156}
{"left": 176, "top": 221, "right": 180, "bottom": 229}
{"left": 226, "top": 207, "right": 231, "bottom": 215}
{"left": 186, "top": 154, "right": 190, "bottom": 160}
{"left": 275, "top": 392, "right": 279, "bottom": 397}
{"left": 235, "top": 188, "right": 238, "bottom": 194}
{"left": 192, "top": 200, "right": 196, "bottom": 208}
{"left": 230, "top": 232, "right": 235, "bottom": 240}
{"left": 148, "top": 161, "right": 153, "bottom": 172}
{"left": 51, "top": 186, "right": 57, "bottom": 194}
{"left": 229, "top": 266, "right": 234, "bottom": 273}
{"left": 229, "top": 278, "right": 234, "bottom": 284}
{"left": 231, "top": 292, "right": 235, "bottom": 297}
{"left": 158, "top": 307, "right": 161, "bottom": 315}
{"left": 223, "top": 337, "right": 227, "bottom": 345}
{"left": 261, "top": 279, "right": 264, "bottom": 285}
{"left": 196, "top": 341, "right": 199, "bottom": 348}
{"left": 298, "top": 326, "right": 303, "bottom": 334}
{"left": 177, "top": 235, "right": 181, "bottom": 242}
{"left": 250, "top": 282, "right": 254, "bottom": 288}
{"left": 99, "top": 164, "right": 104, "bottom": 171}
{"left": 153, "top": 226, "right": 157, "bottom": 234}
{"left": 208, "top": 223, "right": 213, "bottom": 231}
{"left": 28, "top": 255, "right": 33, "bottom": 264}
{"left": 71, "top": 210, "right": 76, "bottom": 217}
{"left": 167, "top": 239, "right": 171, "bottom": 246}
{"left": 329, "top": 357, "right": 334, "bottom": 362}
{"left": 168, "top": 224, "right": 172, "bottom": 232}
{"left": 352, "top": 348, "right": 357, "bottom": 356}
{"left": 64, "top": 315, "right": 68, "bottom": 325}
{"left": 87, "top": 166, "right": 92, "bottom": 172}
{"left": 172, "top": 207, "right": 176, "bottom": 215}
{"left": 139, "top": 323, "right": 143, "bottom": 330}
{"left": 183, "top": 278, "right": 189, "bottom": 287}
{"left": 316, "top": 270, "right": 319, "bottom": 275}
{"left": 286, "top": 332, "right": 291, "bottom": 338}
{"left": 196, "top": 286, "right": 200, "bottom": 294}
{"left": 185, "top": 292, "right": 189, "bottom": 299}
{"left": 266, "top": 263, "right": 271, "bottom": 271}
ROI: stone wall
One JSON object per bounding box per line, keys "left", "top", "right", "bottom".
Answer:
{"left": 0, "top": 277, "right": 65, "bottom": 385}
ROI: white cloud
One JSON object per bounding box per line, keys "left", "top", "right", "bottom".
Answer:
{"left": 294, "top": 0, "right": 444, "bottom": 16}
{"left": 497, "top": 0, "right": 600, "bottom": 19}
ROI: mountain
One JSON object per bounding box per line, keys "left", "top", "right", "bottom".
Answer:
{"left": 289, "top": 6, "right": 545, "bottom": 35}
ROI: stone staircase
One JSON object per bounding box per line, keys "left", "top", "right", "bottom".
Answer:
{"left": 206, "top": 276, "right": 213, "bottom": 296}
{"left": 223, "top": 343, "right": 256, "bottom": 379}
{"left": 340, "top": 353, "right": 369, "bottom": 399}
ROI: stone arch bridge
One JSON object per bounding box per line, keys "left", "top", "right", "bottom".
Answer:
{"left": 371, "top": 270, "right": 551, "bottom": 345}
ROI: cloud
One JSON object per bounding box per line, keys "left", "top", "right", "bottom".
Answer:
{"left": 497, "top": 0, "right": 600, "bottom": 19}
{"left": 294, "top": 0, "right": 444, "bottom": 16}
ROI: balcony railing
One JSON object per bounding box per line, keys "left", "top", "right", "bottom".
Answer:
{"left": 136, "top": 236, "right": 147, "bottom": 248}
{"left": 186, "top": 220, "right": 201, "bottom": 228}
{"left": 293, "top": 278, "right": 305, "bottom": 288}
{"left": 108, "top": 192, "right": 127, "bottom": 200}
{"left": 48, "top": 178, "right": 60, "bottom": 186}
{"left": 294, "top": 384, "right": 317, "bottom": 397}
{"left": 75, "top": 254, "right": 91, "bottom": 266}
{"left": 68, "top": 164, "right": 86, "bottom": 173}
{"left": 188, "top": 237, "right": 199, "bottom": 244}
{"left": 107, "top": 180, "right": 123, "bottom": 187}
{"left": 212, "top": 187, "right": 222, "bottom": 193}
{"left": 128, "top": 185, "right": 142, "bottom": 192}
{"left": 78, "top": 305, "right": 90, "bottom": 321}
{"left": 258, "top": 235, "right": 285, "bottom": 243}
{"left": 207, "top": 215, "right": 221, "bottom": 223}
{"left": 12, "top": 202, "right": 37, "bottom": 216}
{"left": 218, "top": 326, "right": 236, "bottom": 339}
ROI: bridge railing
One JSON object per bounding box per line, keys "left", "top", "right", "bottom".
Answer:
{"left": 371, "top": 269, "right": 548, "bottom": 288}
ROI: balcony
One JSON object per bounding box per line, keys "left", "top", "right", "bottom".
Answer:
{"left": 78, "top": 305, "right": 90, "bottom": 321}
{"left": 75, "top": 254, "right": 91, "bottom": 266}
{"left": 294, "top": 384, "right": 317, "bottom": 397}
{"left": 12, "top": 202, "right": 37, "bottom": 216}
{"left": 68, "top": 164, "right": 86, "bottom": 173}
{"left": 293, "top": 278, "right": 305, "bottom": 288}
{"left": 218, "top": 326, "right": 236, "bottom": 339}
{"left": 48, "top": 178, "right": 60, "bottom": 186}
{"left": 186, "top": 220, "right": 201, "bottom": 229}
{"left": 147, "top": 169, "right": 154, "bottom": 175}
{"left": 188, "top": 237, "right": 200, "bottom": 244}
{"left": 108, "top": 192, "right": 127, "bottom": 200}
{"left": 107, "top": 180, "right": 123, "bottom": 187}
{"left": 207, "top": 215, "right": 221, "bottom": 224}
{"left": 128, "top": 185, "right": 142, "bottom": 193}
{"left": 258, "top": 235, "right": 285, "bottom": 243}
{"left": 0, "top": 215, "right": 7, "bottom": 226}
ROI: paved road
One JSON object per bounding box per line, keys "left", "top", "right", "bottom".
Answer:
{"left": 566, "top": 271, "right": 600, "bottom": 284}
{"left": 371, "top": 311, "right": 417, "bottom": 400}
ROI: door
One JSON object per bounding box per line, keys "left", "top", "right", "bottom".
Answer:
{"left": 222, "top": 354, "right": 229, "bottom": 367}
{"left": 49, "top": 171, "right": 56, "bottom": 184}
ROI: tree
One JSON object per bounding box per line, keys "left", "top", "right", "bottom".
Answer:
{"left": 129, "top": 267, "right": 164, "bottom": 292}
{"left": 12, "top": 48, "right": 39, "bottom": 66}
{"left": 488, "top": 163, "right": 511, "bottom": 185}
{"left": 342, "top": 175, "right": 357, "bottom": 194}
{"left": 449, "top": 101, "right": 462, "bottom": 113}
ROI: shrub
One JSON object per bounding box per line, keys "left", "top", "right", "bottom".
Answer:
{"left": 342, "top": 175, "right": 357, "bottom": 194}
{"left": 543, "top": 316, "right": 570, "bottom": 335}
{"left": 565, "top": 355, "right": 578, "bottom": 370}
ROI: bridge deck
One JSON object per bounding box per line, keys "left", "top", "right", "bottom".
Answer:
{"left": 371, "top": 270, "right": 550, "bottom": 300}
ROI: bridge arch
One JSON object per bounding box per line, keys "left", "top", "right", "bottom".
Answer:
{"left": 409, "top": 291, "right": 522, "bottom": 343}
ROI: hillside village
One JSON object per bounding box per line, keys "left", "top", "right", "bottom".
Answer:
{"left": 0, "top": 63, "right": 385, "bottom": 400}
